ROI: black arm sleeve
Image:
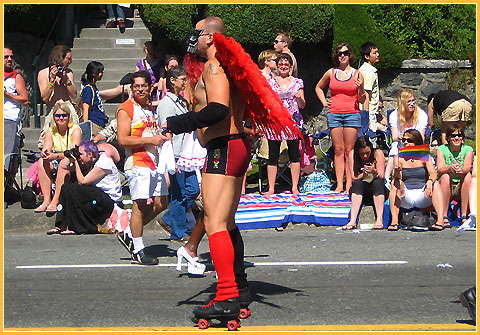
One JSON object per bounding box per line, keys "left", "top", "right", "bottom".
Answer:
{"left": 166, "top": 102, "right": 229, "bottom": 135}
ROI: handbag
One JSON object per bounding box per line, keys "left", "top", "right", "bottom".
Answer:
{"left": 21, "top": 182, "right": 37, "bottom": 209}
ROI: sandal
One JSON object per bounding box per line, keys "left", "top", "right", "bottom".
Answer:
{"left": 460, "top": 216, "right": 469, "bottom": 225}
{"left": 342, "top": 223, "right": 356, "bottom": 230}
{"left": 443, "top": 216, "right": 452, "bottom": 229}
{"left": 372, "top": 224, "right": 384, "bottom": 230}
{"left": 429, "top": 223, "right": 444, "bottom": 231}
{"left": 46, "top": 205, "right": 58, "bottom": 213}
{"left": 387, "top": 224, "right": 399, "bottom": 231}
{"left": 60, "top": 229, "right": 77, "bottom": 235}
{"left": 46, "top": 227, "right": 62, "bottom": 235}
{"left": 34, "top": 204, "right": 48, "bottom": 213}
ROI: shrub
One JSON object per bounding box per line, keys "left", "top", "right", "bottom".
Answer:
{"left": 4, "top": 4, "right": 62, "bottom": 37}
{"left": 140, "top": 4, "right": 334, "bottom": 46}
{"left": 364, "top": 4, "right": 475, "bottom": 61}
{"left": 333, "top": 5, "right": 408, "bottom": 69}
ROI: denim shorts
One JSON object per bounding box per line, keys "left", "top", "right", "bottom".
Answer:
{"left": 327, "top": 112, "right": 361, "bottom": 128}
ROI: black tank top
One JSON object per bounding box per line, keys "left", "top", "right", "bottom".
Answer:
{"left": 402, "top": 167, "right": 428, "bottom": 189}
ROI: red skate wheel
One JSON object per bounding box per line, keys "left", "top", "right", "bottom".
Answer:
{"left": 239, "top": 308, "right": 250, "bottom": 319}
{"left": 198, "top": 319, "right": 209, "bottom": 329}
{"left": 227, "top": 319, "right": 240, "bottom": 331}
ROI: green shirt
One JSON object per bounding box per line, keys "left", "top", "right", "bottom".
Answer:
{"left": 437, "top": 144, "right": 473, "bottom": 183}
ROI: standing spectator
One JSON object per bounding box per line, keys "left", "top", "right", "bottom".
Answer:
{"left": 157, "top": 66, "right": 200, "bottom": 242}
{"left": 427, "top": 90, "right": 472, "bottom": 144}
{"left": 135, "top": 41, "right": 162, "bottom": 104}
{"left": 265, "top": 53, "right": 305, "bottom": 195}
{"left": 37, "top": 45, "right": 78, "bottom": 149}
{"left": 388, "top": 129, "right": 444, "bottom": 231}
{"left": 385, "top": 89, "right": 428, "bottom": 184}
{"left": 358, "top": 41, "right": 380, "bottom": 130}
{"left": 258, "top": 49, "right": 279, "bottom": 79}
{"left": 105, "top": 4, "right": 126, "bottom": 29}
{"left": 273, "top": 31, "right": 298, "bottom": 77}
{"left": 48, "top": 140, "right": 122, "bottom": 235}
{"left": 4, "top": 46, "right": 28, "bottom": 179}
{"left": 342, "top": 136, "right": 386, "bottom": 230}
{"left": 315, "top": 43, "right": 366, "bottom": 192}
{"left": 80, "top": 61, "right": 127, "bottom": 136}
{"left": 115, "top": 71, "right": 169, "bottom": 265}
{"left": 35, "top": 102, "right": 82, "bottom": 213}
{"left": 157, "top": 55, "right": 180, "bottom": 100}
{"left": 437, "top": 124, "right": 473, "bottom": 226}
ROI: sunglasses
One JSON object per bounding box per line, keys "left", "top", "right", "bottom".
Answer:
{"left": 450, "top": 133, "right": 464, "bottom": 138}
{"left": 269, "top": 58, "right": 278, "bottom": 62}
{"left": 4, "top": 55, "right": 13, "bottom": 59}
{"left": 401, "top": 137, "right": 414, "bottom": 143}
{"left": 338, "top": 50, "right": 351, "bottom": 57}
{"left": 54, "top": 113, "right": 69, "bottom": 118}
{"left": 274, "top": 40, "right": 284, "bottom": 44}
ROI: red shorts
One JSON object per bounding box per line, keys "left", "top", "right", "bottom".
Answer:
{"left": 203, "top": 133, "right": 251, "bottom": 177}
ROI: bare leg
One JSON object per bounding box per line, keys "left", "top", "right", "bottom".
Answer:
{"left": 343, "top": 192, "right": 362, "bottom": 229}
{"left": 384, "top": 156, "right": 394, "bottom": 182}
{"left": 184, "top": 214, "right": 206, "bottom": 258}
{"left": 373, "top": 194, "right": 385, "bottom": 227}
{"left": 37, "top": 158, "right": 53, "bottom": 206}
{"left": 343, "top": 127, "right": 358, "bottom": 192}
{"left": 389, "top": 178, "right": 404, "bottom": 228}
{"left": 439, "top": 173, "right": 452, "bottom": 218}
{"left": 330, "top": 127, "right": 345, "bottom": 192}
{"left": 49, "top": 158, "right": 72, "bottom": 207}
{"left": 431, "top": 181, "right": 444, "bottom": 226}
{"left": 290, "top": 162, "right": 300, "bottom": 194}
{"left": 460, "top": 173, "right": 472, "bottom": 218}
{"left": 265, "top": 165, "right": 277, "bottom": 195}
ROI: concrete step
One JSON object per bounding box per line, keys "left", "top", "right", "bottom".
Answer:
{"left": 70, "top": 58, "right": 139, "bottom": 72}
{"left": 73, "top": 36, "right": 150, "bottom": 49}
{"left": 79, "top": 26, "right": 151, "bottom": 39}
{"left": 80, "top": 17, "right": 146, "bottom": 30}
{"left": 71, "top": 47, "right": 146, "bottom": 60}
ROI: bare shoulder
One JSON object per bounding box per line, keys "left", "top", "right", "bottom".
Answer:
{"left": 203, "top": 59, "right": 225, "bottom": 78}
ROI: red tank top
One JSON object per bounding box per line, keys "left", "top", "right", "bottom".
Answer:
{"left": 329, "top": 68, "right": 359, "bottom": 114}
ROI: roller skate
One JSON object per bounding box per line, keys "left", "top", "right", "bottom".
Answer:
{"left": 238, "top": 286, "right": 252, "bottom": 319}
{"left": 193, "top": 297, "right": 241, "bottom": 331}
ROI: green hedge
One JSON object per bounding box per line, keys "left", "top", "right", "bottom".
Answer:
{"left": 140, "top": 4, "right": 334, "bottom": 45}
{"left": 4, "top": 4, "right": 62, "bottom": 37}
{"left": 364, "top": 4, "right": 475, "bottom": 61}
{"left": 333, "top": 5, "right": 408, "bottom": 69}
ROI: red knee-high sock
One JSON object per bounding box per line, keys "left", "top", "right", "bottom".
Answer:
{"left": 209, "top": 230, "right": 239, "bottom": 301}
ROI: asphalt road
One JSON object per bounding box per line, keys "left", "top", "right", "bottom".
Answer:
{"left": 4, "top": 224, "right": 476, "bottom": 332}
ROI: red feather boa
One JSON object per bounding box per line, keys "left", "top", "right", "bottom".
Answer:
{"left": 212, "top": 33, "right": 302, "bottom": 140}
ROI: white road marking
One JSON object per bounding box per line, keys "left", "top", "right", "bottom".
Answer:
{"left": 16, "top": 260, "right": 407, "bottom": 269}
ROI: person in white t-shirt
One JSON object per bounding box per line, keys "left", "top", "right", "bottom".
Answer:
{"left": 358, "top": 41, "right": 380, "bottom": 130}
{"left": 47, "top": 140, "right": 122, "bottom": 235}
{"left": 385, "top": 89, "right": 428, "bottom": 183}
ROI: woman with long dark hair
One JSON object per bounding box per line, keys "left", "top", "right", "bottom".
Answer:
{"left": 80, "top": 61, "right": 127, "bottom": 136}
{"left": 342, "top": 136, "right": 386, "bottom": 230}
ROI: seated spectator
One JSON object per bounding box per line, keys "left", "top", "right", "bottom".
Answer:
{"left": 264, "top": 53, "right": 305, "bottom": 195}
{"left": 343, "top": 136, "right": 386, "bottom": 230}
{"left": 135, "top": 41, "right": 162, "bottom": 104}
{"left": 35, "top": 102, "right": 82, "bottom": 213}
{"left": 436, "top": 124, "right": 473, "bottom": 226}
{"left": 47, "top": 140, "right": 122, "bottom": 235}
{"left": 388, "top": 129, "right": 444, "bottom": 231}
{"left": 258, "top": 49, "right": 279, "bottom": 79}
{"left": 375, "top": 96, "right": 388, "bottom": 131}
{"left": 385, "top": 89, "right": 428, "bottom": 184}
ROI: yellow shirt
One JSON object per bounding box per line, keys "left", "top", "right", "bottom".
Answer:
{"left": 50, "top": 124, "right": 80, "bottom": 153}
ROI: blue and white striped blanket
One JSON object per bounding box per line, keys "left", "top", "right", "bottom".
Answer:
{"left": 235, "top": 192, "right": 352, "bottom": 230}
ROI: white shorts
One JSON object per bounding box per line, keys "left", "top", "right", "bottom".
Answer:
{"left": 125, "top": 166, "right": 168, "bottom": 201}
{"left": 401, "top": 187, "right": 432, "bottom": 209}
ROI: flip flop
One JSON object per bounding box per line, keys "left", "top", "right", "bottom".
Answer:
{"left": 60, "top": 230, "right": 77, "bottom": 235}
{"left": 387, "top": 224, "right": 399, "bottom": 231}
{"left": 46, "top": 227, "right": 62, "bottom": 235}
{"left": 342, "top": 223, "right": 356, "bottom": 230}
{"left": 372, "top": 224, "right": 384, "bottom": 230}
{"left": 34, "top": 205, "right": 48, "bottom": 213}
{"left": 46, "top": 205, "right": 58, "bottom": 213}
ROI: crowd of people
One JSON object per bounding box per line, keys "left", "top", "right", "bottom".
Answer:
{"left": 3, "top": 14, "right": 476, "bottom": 324}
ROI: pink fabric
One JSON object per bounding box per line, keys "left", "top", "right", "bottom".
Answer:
{"left": 27, "top": 161, "right": 40, "bottom": 193}
{"left": 301, "top": 136, "right": 317, "bottom": 168}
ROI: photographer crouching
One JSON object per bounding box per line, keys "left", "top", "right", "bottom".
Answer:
{"left": 47, "top": 140, "right": 122, "bottom": 235}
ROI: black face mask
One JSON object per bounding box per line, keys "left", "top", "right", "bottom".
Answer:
{"left": 186, "top": 28, "right": 203, "bottom": 54}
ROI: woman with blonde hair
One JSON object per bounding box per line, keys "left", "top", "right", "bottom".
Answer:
{"left": 385, "top": 89, "right": 428, "bottom": 183}
{"left": 35, "top": 102, "right": 82, "bottom": 213}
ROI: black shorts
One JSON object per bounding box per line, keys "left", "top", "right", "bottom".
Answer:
{"left": 349, "top": 177, "right": 387, "bottom": 202}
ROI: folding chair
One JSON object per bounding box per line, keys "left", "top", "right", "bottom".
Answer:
{"left": 255, "top": 138, "right": 292, "bottom": 193}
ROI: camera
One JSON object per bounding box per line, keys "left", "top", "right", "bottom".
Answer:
{"left": 56, "top": 64, "right": 64, "bottom": 73}
{"left": 64, "top": 145, "right": 81, "bottom": 160}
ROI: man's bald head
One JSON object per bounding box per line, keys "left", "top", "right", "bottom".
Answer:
{"left": 202, "top": 16, "right": 227, "bottom": 35}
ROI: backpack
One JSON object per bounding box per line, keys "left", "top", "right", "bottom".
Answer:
{"left": 299, "top": 170, "right": 332, "bottom": 193}
{"left": 20, "top": 182, "right": 37, "bottom": 209}
{"left": 401, "top": 210, "right": 435, "bottom": 232}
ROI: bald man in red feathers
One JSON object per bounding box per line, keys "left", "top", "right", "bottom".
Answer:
{"left": 162, "top": 16, "right": 300, "bottom": 320}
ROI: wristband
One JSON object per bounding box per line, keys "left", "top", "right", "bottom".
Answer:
{"left": 160, "top": 127, "right": 171, "bottom": 135}
{"left": 48, "top": 82, "right": 55, "bottom": 87}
